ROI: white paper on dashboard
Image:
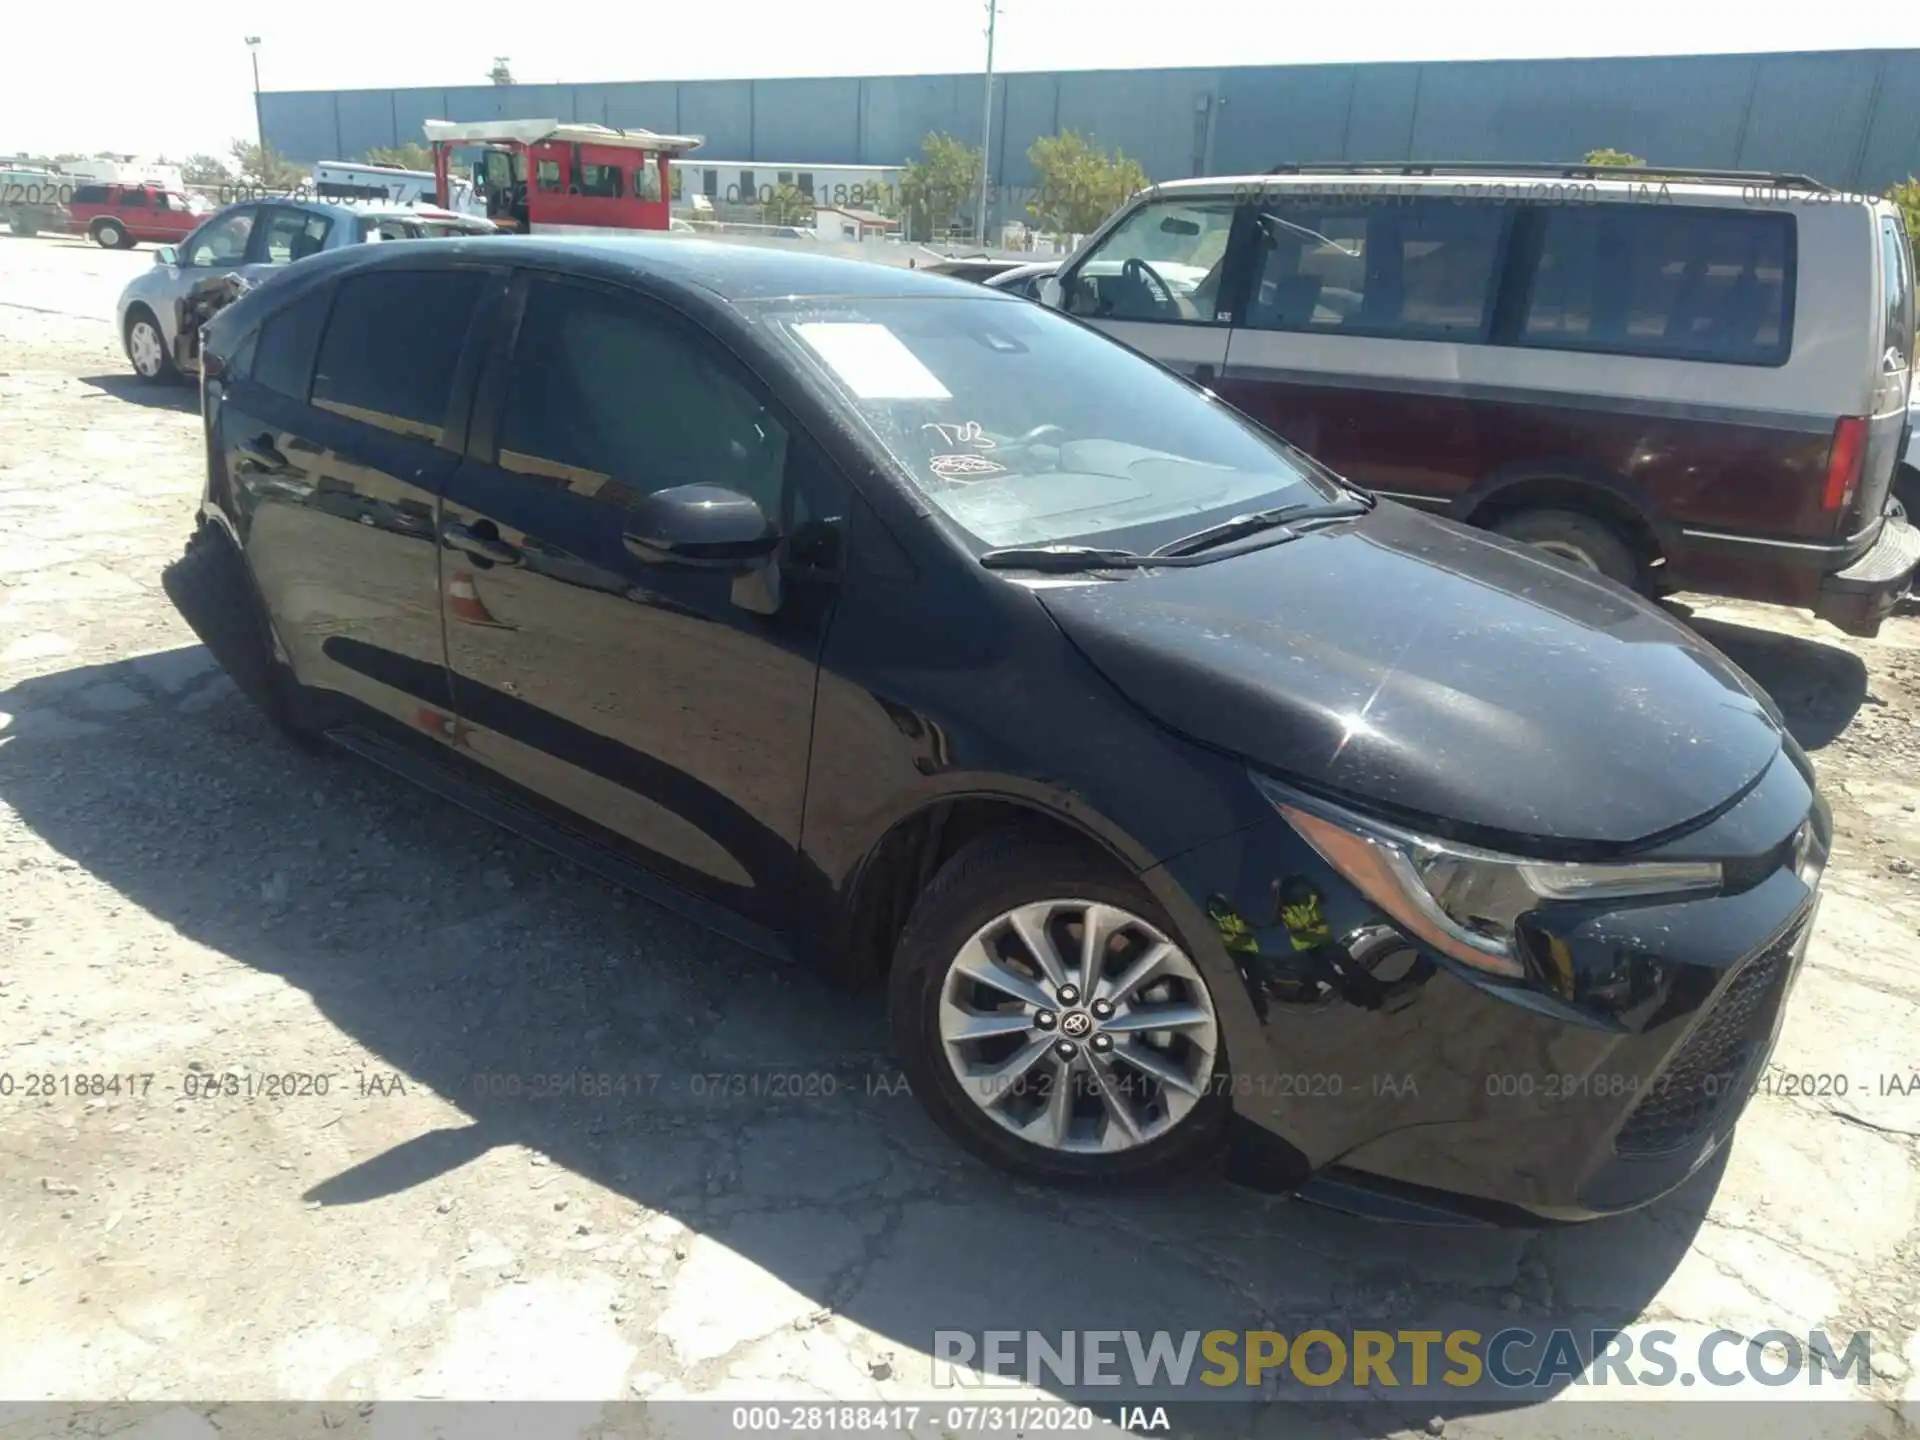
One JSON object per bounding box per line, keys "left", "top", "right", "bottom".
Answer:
{"left": 792, "top": 322, "right": 953, "bottom": 400}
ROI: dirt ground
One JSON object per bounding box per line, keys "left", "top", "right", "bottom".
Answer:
{"left": 3, "top": 234, "right": 1920, "bottom": 1439}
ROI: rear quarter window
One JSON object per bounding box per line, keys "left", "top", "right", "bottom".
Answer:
{"left": 1520, "top": 205, "right": 1795, "bottom": 366}
{"left": 72, "top": 185, "right": 108, "bottom": 204}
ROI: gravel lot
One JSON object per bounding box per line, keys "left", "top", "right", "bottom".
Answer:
{"left": 2, "top": 233, "right": 1920, "bottom": 1439}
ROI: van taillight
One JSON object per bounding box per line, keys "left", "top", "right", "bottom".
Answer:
{"left": 1822, "top": 416, "right": 1868, "bottom": 515}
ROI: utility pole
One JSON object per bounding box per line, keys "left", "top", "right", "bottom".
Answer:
{"left": 975, "top": 0, "right": 1000, "bottom": 248}
{"left": 245, "top": 37, "right": 265, "bottom": 172}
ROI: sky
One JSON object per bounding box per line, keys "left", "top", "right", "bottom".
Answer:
{"left": 5, "top": 0, "right": 1920, "bottom": 162}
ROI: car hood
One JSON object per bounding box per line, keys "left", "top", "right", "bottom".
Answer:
{"left": 1036, "top": 504, "right": 1784, "bottom": 851}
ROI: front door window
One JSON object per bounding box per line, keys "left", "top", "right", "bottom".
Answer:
{"left": 183, "top": 208, "right": 257, "bottom": 267}
{"left": 1062, "top": 199, "right": 1237, "bottom": 325}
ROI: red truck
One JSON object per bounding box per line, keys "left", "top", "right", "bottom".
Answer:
{"left": 68, "top": 183, "right": 209, "bottom": 249}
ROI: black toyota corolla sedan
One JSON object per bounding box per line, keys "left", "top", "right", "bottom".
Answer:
{"left": 167, "top": 236, "right": 1828, "bottom": 1223}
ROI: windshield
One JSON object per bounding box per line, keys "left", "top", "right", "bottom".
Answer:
{"left": 759, "top": 295, "right": 1334, "bottom": 550}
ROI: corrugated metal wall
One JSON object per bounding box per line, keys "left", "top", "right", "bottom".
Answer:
{"left": 261, "top": 48, "right": 1920, "bottom": 198}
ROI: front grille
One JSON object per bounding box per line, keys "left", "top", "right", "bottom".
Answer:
{"left": 1612, "top": 919, "right": 1802, "bottom": 1158}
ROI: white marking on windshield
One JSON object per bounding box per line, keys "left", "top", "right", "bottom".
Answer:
{"left": 793, "top": 322, "right": 952, "bottom": 400}
{"left": 923, "top": 420, "right": 994, "bottom": 449}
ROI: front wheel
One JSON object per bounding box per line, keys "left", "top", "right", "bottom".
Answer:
{"left": 124, "top": 307, "right": 180, "bottom": 384}
{"left": 889, "top": 830, "right": 1231, "bottom": 1186}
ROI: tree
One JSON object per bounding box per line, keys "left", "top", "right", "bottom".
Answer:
{"left": 182, "top": 153, "right": 231, "bottom": 184}
{"left": 489, "top": 57, "right": 515, "bottom": 86}
{"left": 898, "top": 133, "right": 982, "bottom": 242}
{"left": 1027, "top": 131, "right": 1150, "bottom": 235}
{"left": 366, "top": 143, "right": 435, "bottom": 172}
{"left": 763, "top": 183, "right": 815, "bottom": 227}
{"left": 1890, "top": 178, "right": 1920, "bottom": 254}
{"left": 1584, "top": 147, "right": 1646, "bottom": 167}
{"left": 228, "top": 139, "right": 305, "bottom": 190}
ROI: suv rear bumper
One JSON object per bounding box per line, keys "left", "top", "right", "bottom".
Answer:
{"left": 1815, "top": 514, "right": 1919, "bottom": 637}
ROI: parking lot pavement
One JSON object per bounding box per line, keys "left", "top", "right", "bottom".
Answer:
{"left": 1, "top": 233, "right": 1918, "bottom": 1437}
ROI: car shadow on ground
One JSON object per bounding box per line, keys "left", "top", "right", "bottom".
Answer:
{"left": 77, "top": 372, "right": 196, "bottom": 414}
{"left": 1666, "top": 604, "right": 1870, "bottom": 751}
{"left": 0, "top": 650, "right": 1739, "bottom": 1424}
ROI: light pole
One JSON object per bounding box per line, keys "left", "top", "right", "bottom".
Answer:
{"left": 246, "top": 37, "right": 265, "bottom": 173}
{"left": 974, "top": 0, "right": 1000, "bottom": 248}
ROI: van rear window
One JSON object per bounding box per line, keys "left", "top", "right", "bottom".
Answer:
{"left": 1879, "top": 216, "right": 1913, "bottom": 367}
{"left": 1521, "top": 207, "right": 1794, "bottom": 366}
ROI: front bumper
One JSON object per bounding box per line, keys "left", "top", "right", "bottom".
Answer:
{"left": 1147, "top": 752, "right": 1826, "bottom": 1222}
{"left": 1815, "top": 513, "right": 1919, "bottom": 637}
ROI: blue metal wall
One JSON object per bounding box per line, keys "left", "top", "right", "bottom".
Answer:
{"left": 261, "top": 48, "right": 1920, "bottom": 194}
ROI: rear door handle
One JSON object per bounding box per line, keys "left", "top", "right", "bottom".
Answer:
{"left": 443, "top": 521, "right": 522, "bottom": 565}
{"left": 236, "top": 434, "right": 287, "bottom": 471}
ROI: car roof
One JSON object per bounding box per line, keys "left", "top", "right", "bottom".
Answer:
{"left": 1150, "top": 169, "right": 1893, "bottom": 210}
{"left": 394, "top": 235, "right": 1025, "bottom": 303}
{"left": 203, "top": 197, "right": 436, "bottom": 222}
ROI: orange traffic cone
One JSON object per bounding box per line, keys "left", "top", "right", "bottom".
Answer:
{"left": 447, "top": 568, "right": 512, "bottom": 628}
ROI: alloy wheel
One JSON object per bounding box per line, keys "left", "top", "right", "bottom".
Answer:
{"left": 936, "top": 899, "right": 1219, "bottom": 1154}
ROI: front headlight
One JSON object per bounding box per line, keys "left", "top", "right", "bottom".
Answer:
{"left": 1257, "top": 778, "right": 1722, "bottom": 980}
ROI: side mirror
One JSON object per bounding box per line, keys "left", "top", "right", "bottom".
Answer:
{"left": 154, "top": 245, "right": 179, "bottom": 266}
{"left": 622, "top": 484, "right": 779, "bottom": 568}
{"left": 1038, "top": 274, "right": 1064, "bottom": 309}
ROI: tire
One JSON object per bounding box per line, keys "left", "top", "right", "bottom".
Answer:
{"left": 1892, "top": 466, "right": 1919, "bottom": 526}
{"left": 160, "top": 527, "right": 321, "bottom": 748}
{"left": 889, "top": 829, "right": 1231, "bottom": 1186}
{"left": 124, "top": 306, "right": 181, "bottom": 384}
{"left": 1491, "top": 508, "right": 1641, "bottom": 589}
{"left": 92, "top": 217, "right": 129, "bottom": 249}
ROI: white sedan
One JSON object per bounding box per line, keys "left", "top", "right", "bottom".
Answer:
{"left": 116, "top": 199, "right": 496, "bottom": 382}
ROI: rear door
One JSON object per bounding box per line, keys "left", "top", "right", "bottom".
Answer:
{"left": 436, "top": 270, "right": 848, "bottom": 921}
{"left": 230, "top": 262, "right": 502, "bottom": 738}
{"left": 1056, "top": 195, "right": 1241, "bottom": 384}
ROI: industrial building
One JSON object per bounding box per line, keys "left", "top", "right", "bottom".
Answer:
{"left": 261, "top": 47, "right": 1920, "bottom": 224}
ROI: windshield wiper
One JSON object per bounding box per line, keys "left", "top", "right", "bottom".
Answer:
{"left": 978, "top": 544, "right": 1151, "bottom": 572}
{"left": 1153, "top": 497, "right": 1373, "bottom": 558}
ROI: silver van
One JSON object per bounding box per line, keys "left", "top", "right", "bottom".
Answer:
{"left": 1042, "top": 162, "right": 1919, "bottom": 634}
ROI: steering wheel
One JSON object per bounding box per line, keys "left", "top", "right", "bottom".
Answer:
{"left": 1122, "top": 257, "right": 1177, "bottom": 314}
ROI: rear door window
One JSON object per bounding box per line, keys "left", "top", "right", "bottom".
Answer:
{"left": 251, "top": 288, "right": 334, "bottom": 400}
{"left": 120, "top": 188, "right": 150, "bottom": 208}
{"left": 311, "top": 269, "right": 484, "bottom": 442}
{"left": 260, "top": 208, "right": 333, "bottom": 263}
{"left": 1243, "top": 199, "right": 1506, "bottom": 339}
{"left": 1521, "top": 206, "right": 1794, "bottom": 365}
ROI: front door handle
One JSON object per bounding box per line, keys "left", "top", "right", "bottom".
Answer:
{"left": 236, "top": 433, "right": 287, "bottom": 472}
{"left": 443, "top": 521, "right": 521, "bottom": 565}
